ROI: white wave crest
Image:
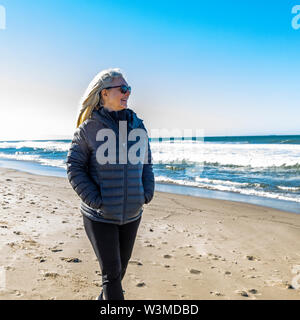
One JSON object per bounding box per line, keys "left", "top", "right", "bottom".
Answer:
{"left": 155, "top": 175, "right": 300, "bottom": 203}
{"left": 150, "top": 141, "right": 300, "bottom": 168}
{"left": 0, "top": 152, "right": 66, "bottom": 168}
{"left": 0, "top": 140, "right": 71, "bottom": 152}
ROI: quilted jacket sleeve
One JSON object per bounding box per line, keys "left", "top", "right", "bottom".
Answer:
{"left": 66, "top": 125, "right": 103, "bottom": 210}
{"left": 141, "top": 124, "right": 155, "bottom": 204}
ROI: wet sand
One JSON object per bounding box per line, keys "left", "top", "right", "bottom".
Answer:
{"left": 0, "top": 167, "right": 299, "bottom": 300}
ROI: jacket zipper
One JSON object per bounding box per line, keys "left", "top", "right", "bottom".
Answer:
{"left": 94, "top": 109, "right": 143, "bottom": 224}
{"left": 123, "top": 163, "right": 127, "bottom": 224}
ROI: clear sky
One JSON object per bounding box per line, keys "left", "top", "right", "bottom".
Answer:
{"left": 0, "top": 0, "right": 299, "bottom": 140}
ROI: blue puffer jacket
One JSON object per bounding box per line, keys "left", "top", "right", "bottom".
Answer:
{"left": 66, "top": 106, "right": 155, "bottom": 225}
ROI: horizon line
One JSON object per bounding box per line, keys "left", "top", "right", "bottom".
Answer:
{"left": 0, "top": 133, "right": 300, "bottom": 142}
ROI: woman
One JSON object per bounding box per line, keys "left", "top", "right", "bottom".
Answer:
{"left": 66, "top": 68, "right": 155, "bottom": 300}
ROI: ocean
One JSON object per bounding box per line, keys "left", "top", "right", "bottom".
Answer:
{"left": 0, "top": 135, "right": 299, "bottom": 214}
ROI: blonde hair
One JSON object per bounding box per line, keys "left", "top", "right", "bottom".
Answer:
{"left": 76, "top": 68, "right": 125, "bottom": 128}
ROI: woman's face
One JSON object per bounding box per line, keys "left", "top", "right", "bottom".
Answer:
{"left": 101, "top": 77, "right": 131, "bottom": 111}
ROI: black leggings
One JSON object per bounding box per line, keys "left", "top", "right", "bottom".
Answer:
{"left": 83, "top": 215, "right": 142, "bottom": 300}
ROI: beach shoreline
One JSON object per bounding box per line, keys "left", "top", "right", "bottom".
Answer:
{"left": 0, "top": 158, "right": 299, "bottom": 215}
{"left": 0, "top": 167, "right": 299, "bottom": 300}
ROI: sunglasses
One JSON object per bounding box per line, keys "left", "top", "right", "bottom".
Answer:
{"left": 104, "top": 85, "right": 131, "bottom": 94}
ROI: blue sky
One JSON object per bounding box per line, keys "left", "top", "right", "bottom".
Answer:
{"left": 0, "top": 0, "right": 299, "bottom": 139}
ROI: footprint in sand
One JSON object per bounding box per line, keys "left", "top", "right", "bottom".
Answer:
{"left": 43, "top": 272, "right": 59, "bottom": 279}
{"left": 5, "top": 266, "right": 15, "bottom": 271}
{"left": 60, "top": 257, "right": 81, "bottom": 263}
{"left": 32, "top": 255, "right": 46, "bottom": 262}
{"left": 129, "top": 260, "right": 143, "bottom": 266}
{"left": 49, "top": 248, "right": 63, "bottom": 253}
{"left": 136, "top": 282, "right": 146, "bottom": 287}
{"left": 248, "top": 289, "right": 258, "bottom": 294}
{"left": 235, "top": 290, "right": 249, "bottom": 297}
{"left": 12, "top": 290, "right": 22, "bottom": 297}
{"left": 92, "top": 280, "right": 101, "bottom": 287}
{"left": 188, "top": 268, "right": 201, "bottom": 274}
{"left": 210, "top": 291, "right": 224, "bottom": 296}
{"left": 245, "top": 255, "right": 260, "bottom": 261}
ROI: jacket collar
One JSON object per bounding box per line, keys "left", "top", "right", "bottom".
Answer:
{"left": 91, "top": 106, "right": 143, "bottom": 136}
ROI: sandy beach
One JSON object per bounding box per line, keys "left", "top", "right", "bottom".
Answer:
{"left": 0, "top": 167, "right": 299, "bottom": 300}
